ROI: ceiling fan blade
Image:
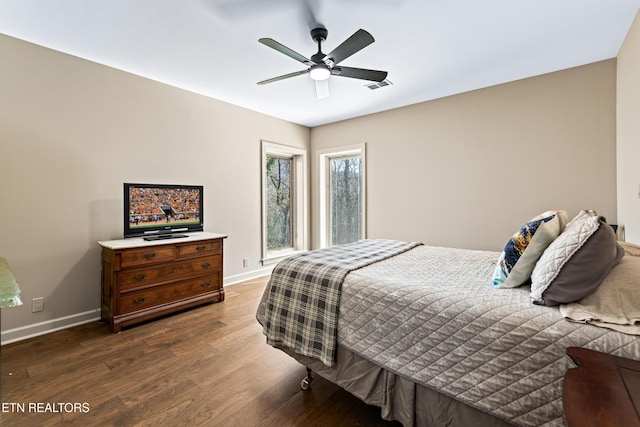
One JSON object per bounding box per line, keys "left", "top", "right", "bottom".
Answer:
{"left": 301, "top": 0, "right": 321, "bottom": 30}
{"left": 315, "top": 79, "right": 329, "bottom": 99}
{"left": 332, "top": 66, "right": 387, "bottom": 82}
{"left": 258, "top": 38, "right": 313, "bottom": 65}
{"left": 257, "top": 69, "right": 309, "bottom": 85}
{"left": 324, "top": 29, "right": 374, "bottom": 65}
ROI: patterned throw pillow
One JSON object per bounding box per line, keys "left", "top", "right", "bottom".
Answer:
{"left": 492, "top": 211, "right": 566, "bottom": 288}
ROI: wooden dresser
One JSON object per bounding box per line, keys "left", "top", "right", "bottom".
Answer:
{"left": 99, "top": 232, "right": 227, "bottom": 333}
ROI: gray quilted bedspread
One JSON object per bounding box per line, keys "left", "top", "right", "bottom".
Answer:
{"left": 338, "top": 245, "right": 640, "bottom": 427}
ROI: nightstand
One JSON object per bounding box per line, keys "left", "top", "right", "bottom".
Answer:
{"left": 563, "top": 347, "right": 640, "bottom": 427}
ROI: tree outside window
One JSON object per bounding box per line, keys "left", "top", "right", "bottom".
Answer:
{"left": 265, "top": 156, "right": 293, "bottom": 250}
{"left": 330, "top": 156, "right": 362, "bottom": 246}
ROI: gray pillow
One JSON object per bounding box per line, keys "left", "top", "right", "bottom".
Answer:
{"left": 531, "top": 214, "right": 623, "bottom": 306}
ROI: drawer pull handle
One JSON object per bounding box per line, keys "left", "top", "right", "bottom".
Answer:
{"left": 201, "top": 262, "right": 211, "bottom": 268}
{"left": 143, "top": 253, "right": 156, "bottom": 260}
{"left": 134, "top": 274, "right": 146, "bottom": 281}
{"left": 196, "top": 245, "right": 207, "bottom": 252}
{"left": 201, "top": 282, "right": 211, "bottom": 288}
{"left": 133, "top": 297, "right": 146, "bottom": 304}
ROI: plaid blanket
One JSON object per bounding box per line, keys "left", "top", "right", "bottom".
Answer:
{"left": 261, "top": 239, "right": 421, "bottom": 366}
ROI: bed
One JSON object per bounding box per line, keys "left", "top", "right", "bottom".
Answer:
{"left": 256, "top": 210, "right": 640, "bottom": 426}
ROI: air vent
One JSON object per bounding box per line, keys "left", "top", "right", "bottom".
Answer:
{"left": 365, "top": 79, "right": 393, "bottom": 90}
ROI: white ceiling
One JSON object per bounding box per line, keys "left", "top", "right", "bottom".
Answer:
{"left": 1, "top": 0, "right": 639, "bottom": 127}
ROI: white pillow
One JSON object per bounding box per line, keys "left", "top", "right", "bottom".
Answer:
{"left": 560, "top": 255, "right": 640, "bottom": 335}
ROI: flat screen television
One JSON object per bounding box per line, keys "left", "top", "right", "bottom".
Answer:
{"left": 124, "top": 183, "right": 204, "bottom": 240}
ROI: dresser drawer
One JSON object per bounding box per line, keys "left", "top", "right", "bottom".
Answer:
{"left": 118, "top": 275, "right": 220, "bottom": 314}
{"left": 177, "top": 239, "right": 222, "bottom": 259}
{"left": 120, "top": 246, "right": 177, "bottom": 268}
{"left": 118, "top": 255, "right": 221, "bottom": 291}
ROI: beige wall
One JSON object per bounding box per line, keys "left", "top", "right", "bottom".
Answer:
{"left": 617, "top": 11, "right": 640, "bottom": 244}
{"left": 0, "top": 35, "right": 309, "bottom": 337}
{"left": 311, "top": 60, "right": 618, "bottom": 251}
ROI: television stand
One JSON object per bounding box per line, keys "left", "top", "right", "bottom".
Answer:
{"left": 99, "top": 232, "right": 227, "bottom": 333}
{"left": 143, "top": 234, "right": 187, "bottom": 241}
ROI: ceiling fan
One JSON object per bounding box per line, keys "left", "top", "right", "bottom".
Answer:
{"left": 257, "top": 27, "right": 388, "bottom": 99}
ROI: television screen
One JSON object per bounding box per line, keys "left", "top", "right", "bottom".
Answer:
{"left": 124, "top": 183, "right": 204, "bottom": 239}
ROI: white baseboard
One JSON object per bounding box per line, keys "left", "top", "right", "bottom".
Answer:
{"left": 223, "top": 266, "right": 274, "bottom": 286}
{"left": 1, "top": 309, "right": 101, "bottom": 345}
{"left": 1, "top": 269, "right": 275, "bottom": 345}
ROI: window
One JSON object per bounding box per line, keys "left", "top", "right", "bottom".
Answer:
{"left": 262, "top": 141, "right": 308, "bottom": 264}
{"left": 318, "top": 144, "right": 366, "bottom": 248}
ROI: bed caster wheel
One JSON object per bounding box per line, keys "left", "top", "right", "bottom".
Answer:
{"left": 300, "top": 368, "right": 313, "bottom": 390}
{"left": 301, "top": 376, "right": 312, "bottom": 390}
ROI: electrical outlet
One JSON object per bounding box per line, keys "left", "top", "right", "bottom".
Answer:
{"left": 32, "top": 297, "right": 44, "bottom": 312}
{"left": 243, "top": 258, "right": 249, "bottom": 268}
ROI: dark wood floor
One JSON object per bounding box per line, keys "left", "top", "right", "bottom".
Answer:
{"left": 0, "top": 277, "right": 401, "bottom": 426}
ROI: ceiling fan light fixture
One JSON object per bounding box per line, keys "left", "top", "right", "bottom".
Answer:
{"left": 309, "top": 64, "right": 330, "bottom": 81}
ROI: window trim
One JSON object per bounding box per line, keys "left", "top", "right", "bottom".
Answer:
{"left": 261, "top": 140, "right": 308, "bottom": 265}
{"left": 317, "top": 143, "right": 366, "bottom": 248}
